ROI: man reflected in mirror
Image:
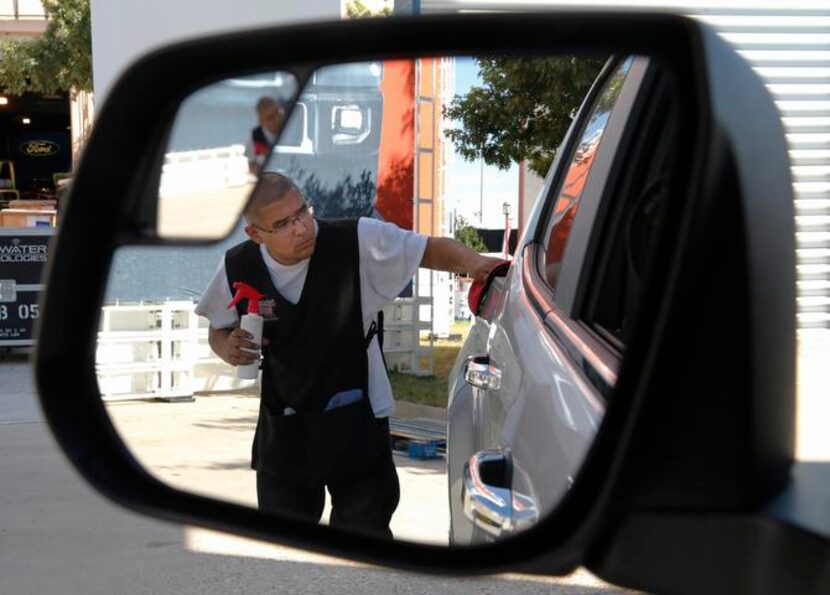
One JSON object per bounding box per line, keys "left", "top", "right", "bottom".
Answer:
{"left": 195, "top": 173, "right": 501, "bottom": 538}
{"left": 246, "top": 96, "right": 286, "bottom": 175}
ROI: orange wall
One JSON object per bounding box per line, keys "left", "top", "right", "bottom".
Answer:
{"left": 376, "top": 59, "right": 415, "bottom": 230}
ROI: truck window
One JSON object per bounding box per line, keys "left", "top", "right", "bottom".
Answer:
{"left": 539, "top": 57, "right": 634, "bottom": 293}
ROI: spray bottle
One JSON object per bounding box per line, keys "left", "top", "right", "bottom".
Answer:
{"left": 227, "top": 282, "right": 265, "bottom": 380}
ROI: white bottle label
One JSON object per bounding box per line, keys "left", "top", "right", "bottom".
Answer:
{"left": 237, "top": 313, "right": 263, "bottom": 380}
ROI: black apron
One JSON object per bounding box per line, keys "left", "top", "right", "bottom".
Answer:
{"left": 225, "top": 219, "right": 385, "bottom": 483}
{"left": 251, "top": 126, "right": 268, "bottom": 147}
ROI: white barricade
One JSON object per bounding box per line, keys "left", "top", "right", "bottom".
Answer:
{"left": 95, "top": 296, "right": 435, "bottom": 400}
{"left": 159, "top": 145, "right": 249, "bottom": 198}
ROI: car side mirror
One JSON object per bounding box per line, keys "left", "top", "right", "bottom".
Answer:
{"left": 33, "top": 12, "right": 827, "bottom": 593}
{"left": 467, "top": 260, "right": 510, "bottom": 317}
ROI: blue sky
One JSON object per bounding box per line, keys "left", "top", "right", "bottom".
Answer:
{"left": 445, "top": 57, "right": 519, "bottom": 230}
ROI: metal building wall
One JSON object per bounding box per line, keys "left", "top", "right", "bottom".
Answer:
{"left": 419, "top": 0, "right": 830, "bottom": 329}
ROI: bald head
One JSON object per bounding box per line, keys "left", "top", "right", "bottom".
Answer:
{"left": 243, "top": 172, "right": 315, "bottom": 264}
{"left": 244, "top": 173, "right": 303, "bottom": 222}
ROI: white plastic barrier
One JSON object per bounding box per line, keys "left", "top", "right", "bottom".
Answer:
{"left": 159, "top": 144, "right": 250, "bottom": 198}
{"left": 96, "top": 296, "right": 435, "bottom": 400}
{"left": 96, "top": 301, "right": 199, "bottom": 401}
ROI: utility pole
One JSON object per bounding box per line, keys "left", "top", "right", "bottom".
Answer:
{"left": 502, "top": 201, "right": 511, "bottom": 259}
{"left": 479, "top": 153, "right": 484, "bottom": 225}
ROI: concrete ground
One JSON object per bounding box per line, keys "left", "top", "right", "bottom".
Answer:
{"left": 0, "top": 357, "right": 621, "bottom": 594}
{"left": 0, "top": 420, "right": 621, "bottom": 595}
{"left": 105, "top": 392, "right": 450, "bottom": 545}
{"left": 1, "top": 330, "right": 826, "bottom": 593}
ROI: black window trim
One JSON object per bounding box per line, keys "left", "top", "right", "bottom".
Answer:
{"left": 588, "top": 322, "right": 626, "bottom": 355}
{"left": 541, "top": 56, "right": 650, "bottom": 315}
{"left": 521, "top": 55, "right": 657, "bottom": 399}
{"left": 518, "top": 55, "right": 625, "bottom": 321}
{"left": 529, "top": 55, "right": 626, "bottom": 245}
{"left": 577, "top": 64, "right": 676, "bottom": 349}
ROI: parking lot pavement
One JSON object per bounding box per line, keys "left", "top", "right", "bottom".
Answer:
{"left": 102, "top": 330, "right": 830, "bottom": 545}
{"left": 0, "top": 358, "right": 623, "bottom": 594}
{"left": 106, "top": 392, "right": 451, "bottom": 545}
{"left": 0, "top": 356, "right": 42, "bottom": 424}
{"left": 10, "top": 325, "right": 825, "bottom": 593}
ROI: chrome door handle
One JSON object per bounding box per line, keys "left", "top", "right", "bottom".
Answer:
{"left": 462, "top": 449, "right": 512, "bottom": 537}
{"left": 465, "top": 355, "right": 502, "bottom": 391}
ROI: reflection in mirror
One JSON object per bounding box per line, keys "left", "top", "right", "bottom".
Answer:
{"left": 99, "top": 52, "right": 675, "bottom": 547}
{"left": 157, "top": 71, "right": 298, "bottom": 238}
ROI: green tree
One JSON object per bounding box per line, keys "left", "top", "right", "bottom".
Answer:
{"left": 0, "top": 0, "right": 92, "bottom": 96}
{"left": 454, "top": 215, "right": 487, "bottom": 253}
{"left": 345, "top": 0, "right": 392, "bottom": 18}
{"left": 443, "top": 56, "right": 605, "bottom": 177}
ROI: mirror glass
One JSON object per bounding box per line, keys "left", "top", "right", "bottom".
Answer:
{"left": 99, "top": 51, "right": 676, "bottom": 546}
{"left": 157, "top": 71, "right": 299, "bottom": 238}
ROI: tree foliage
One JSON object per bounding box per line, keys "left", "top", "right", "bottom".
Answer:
{"left": 443, "top": 56, "right": 605, "bottom": 177}
{"left": 0, "top": 0, "right": 92, "bottom": 96}
{"left": 345, "top": 0, "right": 392, "bottom": 18}
{"left": 454, "top": 215, "right": 487, "bottom": 253}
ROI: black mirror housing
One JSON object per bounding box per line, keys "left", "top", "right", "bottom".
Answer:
{"left": 34, "top": 11, "right": 824, "bottom": 593}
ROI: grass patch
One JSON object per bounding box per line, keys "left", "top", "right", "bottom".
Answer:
{"left": 389, "top": 320, "right": 471, "bottom": 409}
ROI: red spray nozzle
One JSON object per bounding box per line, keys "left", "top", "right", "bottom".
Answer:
{"left": 227, "top": 282, "right": 265, "bottom": 315}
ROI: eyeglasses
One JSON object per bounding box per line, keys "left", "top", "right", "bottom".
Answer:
{"left": 253, "top": 203, "right": 313, "bottom": 235}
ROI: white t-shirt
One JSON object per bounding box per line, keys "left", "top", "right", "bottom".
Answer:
{"left": 195, "top": 217, "right": 428, "bottom": 418}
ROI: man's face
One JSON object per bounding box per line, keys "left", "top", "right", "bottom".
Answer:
{"left": 245, "top": 189, "right": 316, "bottom": 265}
{"left": 258, "top": 103, "right": 285, "bottom": 136}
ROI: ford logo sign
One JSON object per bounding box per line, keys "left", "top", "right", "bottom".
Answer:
{"left": 19, "top": 140, "right": 60, "bottom": 157}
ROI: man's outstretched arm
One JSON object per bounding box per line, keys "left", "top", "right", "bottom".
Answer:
{"left": 420, "top": 237, "right": 504, "bottom": 282}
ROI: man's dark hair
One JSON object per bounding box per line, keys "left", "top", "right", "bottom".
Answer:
{"left": 256, "top": 96, "right": 281, "bottom": 114}
{"left": 245, "top": 173, "right": 303, "bottom": 220}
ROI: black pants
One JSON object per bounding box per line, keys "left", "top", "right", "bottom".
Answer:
{"left": 256, "top": 417, "right": 400, "bottom": 539}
